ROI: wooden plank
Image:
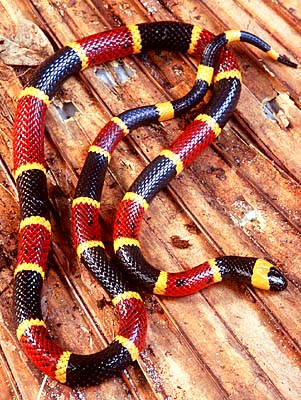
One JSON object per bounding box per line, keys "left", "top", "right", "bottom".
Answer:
{"left": 0, "top": 343, "right": 20, "bottom": 400}
{"left": 0, "top": 0, "right": 300, "bottom": 399}
{"left": 263, "top": 0, "right": 301, "bottom": 33}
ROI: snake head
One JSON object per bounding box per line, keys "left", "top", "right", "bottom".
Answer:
{"left": 252, "top": 259, "right": 287, "bottom": 291}
{"left": 266, "top": 266, "right": 288, "bottom": 291}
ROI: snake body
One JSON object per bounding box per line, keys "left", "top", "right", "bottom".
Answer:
{"left": 112, "top": 30, "right": 296, "bottom": 295}
{"left": 13, "top": 22, "right": 297, "bottom": 387}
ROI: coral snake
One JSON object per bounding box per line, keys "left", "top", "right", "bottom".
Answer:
{"left": 13, "top": 21, "right": 298, "bottom": 387}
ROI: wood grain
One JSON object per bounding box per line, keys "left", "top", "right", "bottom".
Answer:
{"left": 0, "top": 0, "right": 300, "bottom": 398}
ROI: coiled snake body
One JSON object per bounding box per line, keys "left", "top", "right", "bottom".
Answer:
{"left": 13, "top": 21, "right": 298, "bottom": 387}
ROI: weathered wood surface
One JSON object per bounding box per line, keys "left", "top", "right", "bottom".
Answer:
{"left": 0, "top": 0, "right": 300, "bottom": 399}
